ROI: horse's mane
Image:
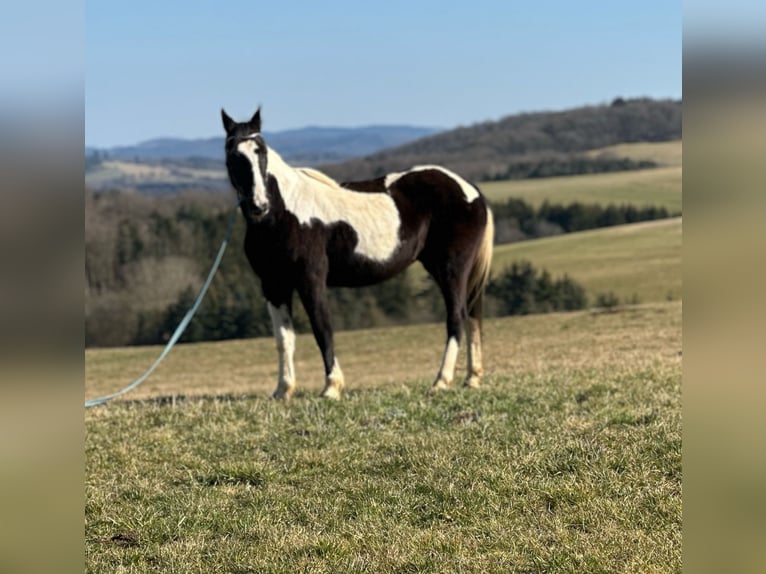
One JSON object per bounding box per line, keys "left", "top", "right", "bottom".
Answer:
{"left": 295, "top": 167, "right": 343, "bottom": 190}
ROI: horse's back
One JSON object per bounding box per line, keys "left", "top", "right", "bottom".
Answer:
{"left": 340, "top": 176, "right": 388, "bottom": 193}
{"left": 384, "top": 166, "right": 487, "bottom": 229}
{"left": 387, "top": 166, "right": 479, "bottom": 201}
{"left": 343, "top": 167, "right": 485, "bottom": 214}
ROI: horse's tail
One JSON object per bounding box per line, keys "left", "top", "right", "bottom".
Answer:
{"left": 467, "top": 206, "right": 494, "bottom": 316}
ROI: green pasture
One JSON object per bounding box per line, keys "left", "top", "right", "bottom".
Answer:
{"left": 86, "top": 160, "right": 226, "bottom": 189}
{"left": 492, "top": 217, "right": 681, "bottom": 305}
{"left": 86, "top": 138, "right": 683, "bottom": 572}
{"left": 584, "top": 139, "right": 682, "bottom": 167}
{"left": 480, "top": 166, "right": 681, "bottom": 213}
{"left": 86, "top": 302, "right": 681, "bottom": 573}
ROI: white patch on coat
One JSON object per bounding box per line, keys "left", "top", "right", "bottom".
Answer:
{"left": 268, "top": 303, "right": 296, "bottom": 391}
{"left": 236, "top": 139, "right": 269, "bottom": 210}
{"left": 266, "top": 147, "right": 401, "bottom": 262}
{"left": 436, "top": 336, "right": 460, "bottom": 384}
{"left": 385, "top": 165, "right": 480, "bottom": 203}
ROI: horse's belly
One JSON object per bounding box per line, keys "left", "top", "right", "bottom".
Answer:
{"left": 327, "top": 252, "right": 415, "bottom": 287}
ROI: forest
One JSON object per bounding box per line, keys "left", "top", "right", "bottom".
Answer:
{"left": 84, "top": 189, "right": 670, "bottom": 347}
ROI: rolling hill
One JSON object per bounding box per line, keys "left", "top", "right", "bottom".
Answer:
{"left": 85, "top": 300, "right": 681, "bottom": 571}
{"left": 88, "top": 125, "right": 440, "bottom": 164}
{"left": 491, "top": 217, "right": 682, "bottom": 304}
{"left": 86, "top": 125, "right": 440, "bottom": 192}
{"left": 86, "top": 98, "right": 681, "bottom": 193}
{"left": 321, "top": 98, "right": 682, "bottom": 182}
{"left": 480, "top": 163, "right": 682, "bottom": 212}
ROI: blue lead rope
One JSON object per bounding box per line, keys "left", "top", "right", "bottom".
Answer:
{"left": 85, "top": 203, "right": 240, "bottom": 408}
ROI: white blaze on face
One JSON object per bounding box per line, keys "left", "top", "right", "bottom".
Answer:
{"left": 266, "top": 149, "right": 401, "bottom": 262}
{"left": 236, "top": 139, "right": 269, "bottom": 211}
{"left": 385, "top": 165, "right": 480, "bottom": 203}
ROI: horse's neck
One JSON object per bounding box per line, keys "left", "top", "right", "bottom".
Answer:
{"left": 267, "top": 146, "right": 343, "bottom": 209}
{"left": 266, "top": 147, "right": 300, "bottom": 196}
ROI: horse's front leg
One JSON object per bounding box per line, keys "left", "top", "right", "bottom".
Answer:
{"left": 267, "top": 301, "right": 297, "bottom": 399}
{"left": 298, "top": 280, "right": 345, "bottom": 400}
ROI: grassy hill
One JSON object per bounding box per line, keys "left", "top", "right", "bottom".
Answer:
{"left": 584, "top": 139, "right": 682, "bottom": 167}
{"left": 322, "top": 98, "right": 682, "bottom": 182}
{"left": 85, "top": 125, "right": 439, "bottom": 192}
{"left": 85, "top": 301, "right": 681, "bottom": 572}
{"left": 85, "top": 140, "right": 682, "bottom": 347}
{"left": 492, "top": 218, "right": 682, "bottom": 304}
{"left": 479, "top": 139, "right": 681, "bottom": 211}
{"left": 85, "top": 159, "right": 229, "bottom": 193}
{"left": 481, "top": 165, "right": 682, "bottom": 212}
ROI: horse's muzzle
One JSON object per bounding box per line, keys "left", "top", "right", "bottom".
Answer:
{"left": 246, "top": 204, "right": 269, "bottom": 220}
{"left": 251, "top": 205, "right": 268, "bottom": 217}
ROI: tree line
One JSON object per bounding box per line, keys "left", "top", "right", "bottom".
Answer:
{"left": 483, "top": 154, "right": 657, "bottom": 181}
{"left": 491, "top": 198, "right": 674, "bottom": 244}
{"left": 85, "top": 189, "right": 669, "bottom": 348}
{"left": 86, "top": 190, "right": 436, "bottom": 347}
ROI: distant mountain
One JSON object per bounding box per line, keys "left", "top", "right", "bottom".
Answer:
{"left": 321, "top": 98, "right": 682, "bottom": 182}
{"left": 89, "top": 125, "right": 440, "bottom": 164}
{"left": 85, "top": 98, "right": 682, "bottom": 194}
{"left": 85, "top": 125, "right": 439, "bottom": 193}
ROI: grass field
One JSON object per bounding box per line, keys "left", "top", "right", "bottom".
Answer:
{"left": 492, "top": 217, "right": 681, "bottom": 305}
{"left": 86, "top": 160, "right": 226, "bottom": 189}
{"left": 480, "top": 166, "right": 681, "bottom": 213}
{"left": 584, "top": 140, "right": 682, "bottom": 167}
{"left": 479, "top": 140, "right": 682, "bottom": 211}
{"left": 86, "top": 301, "right": 681, "bottom": 572}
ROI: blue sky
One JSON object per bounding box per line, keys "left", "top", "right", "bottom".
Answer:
{"left": 86, "top": 1, "right": 681, "bottom": 148}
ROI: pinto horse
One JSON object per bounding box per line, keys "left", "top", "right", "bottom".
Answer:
{"left": 222, "top": 108, "right": 494, "bottom": 399}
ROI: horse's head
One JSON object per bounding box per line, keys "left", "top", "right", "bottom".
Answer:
{"left": 222, "top": 107, "right": 270, "bottom": 219}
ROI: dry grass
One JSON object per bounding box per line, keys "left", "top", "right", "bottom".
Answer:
{"left": 86, "top": 302, "right": 681, "bottom": 573}
{"left": 492, "top": 218, "right": 682, "bottom": 304}
{"left": 86, "top": 300, "right": 680, "bottom": 402}
{"left": 584, "top": 139, "right": 682, "bottom": 167}
{"left": 480, "top": 166, "right": 681, "bottom": 212}
{"left": 86, "top": 160, "right": 225, "bottom": 188}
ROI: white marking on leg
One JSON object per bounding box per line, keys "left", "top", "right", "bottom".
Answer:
{"left": 320, "top": 358, "right": 345, "bottom": 400}
{"left": 264, "top": 148, "right": 401, "bottom": 262}
{"left": 464, "top": 318, "right": 483, "bottom": 388}
{"left": 268, "top": 303, "right": 296, "bottom": 398}
{"left": 385, "top": 165, "right": 479, "bottom": 202}
{"left": 433, "top": 336, "right": 460, "bottom": 390}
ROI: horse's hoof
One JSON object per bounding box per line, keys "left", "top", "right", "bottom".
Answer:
{"left": 428, "top": 378, "right": 451, "bottom": 395}
{"left": 463, "top": 375, "right": 481, "bottom": 389}
{"left": 319, "top": 385, "right": 342, "bottom": 400}
{"left": 272, "top": 385, "right": 295, "bottom": 400}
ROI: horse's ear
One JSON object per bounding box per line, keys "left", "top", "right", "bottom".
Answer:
{"left": 248, "top": 107, "right": 262, "bottom": 132}
{"left": 221, "top": 109, "right": 237, "bottom": 134}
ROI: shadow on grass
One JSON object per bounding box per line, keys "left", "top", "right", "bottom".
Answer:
{"left": 112, "top": 392, "right": 274, "bottom": 407}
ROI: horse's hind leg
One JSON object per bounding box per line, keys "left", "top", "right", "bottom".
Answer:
{"left": 430, "top": 270, "right": 469, "bottom": 393}
{"left": 463, "top": 292, "right": 484, "bottom": 388}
